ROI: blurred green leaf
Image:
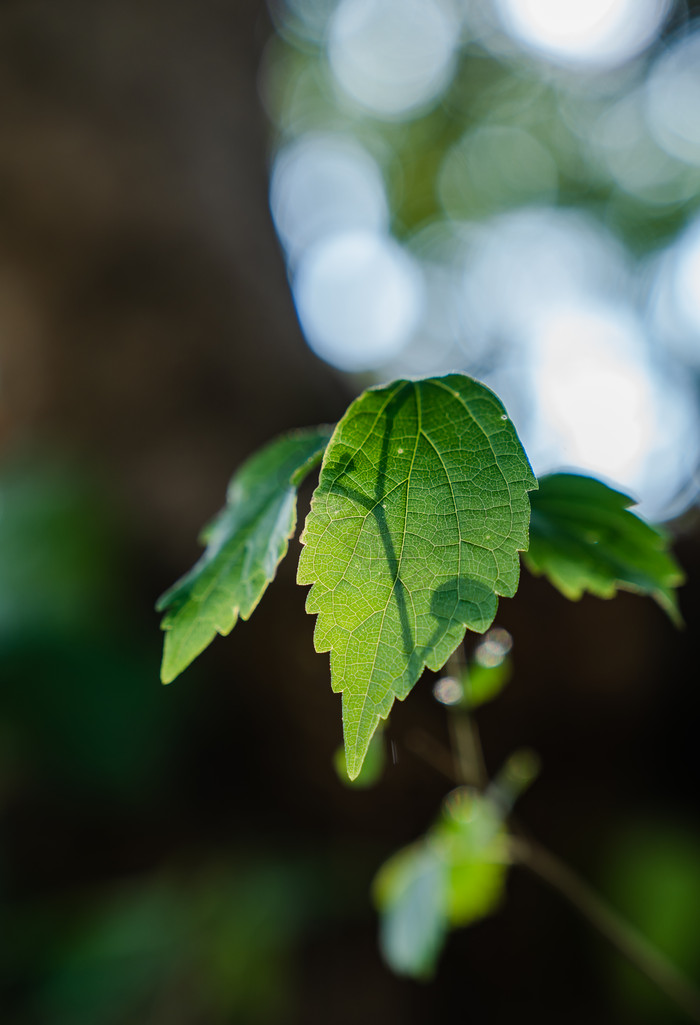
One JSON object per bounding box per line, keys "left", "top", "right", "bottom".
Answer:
{"left": 525, "top": 474, "right": 683, "bottom": 623}
{"left": 298, "top": 374, "right": 536, "bottom": 779}
{"left": 0, "top": 456, "right": 173, "bottom": 802}
{"left": 0, "top": 458, "right": 117, "bottom": 639}
{"left": 447, "top": 857, "right": 507, "bottom": 927}
{"left": 192, "top": 861, "right": 312, "bottom": 1023}
{"left": 13, "top": 858, "right": 325, "bottom": 1025}
{"left": 374, "top": 791, "right": 509, "bottom": 979}
{"left": 374, "top": 842, "right": 448, "bottom": 980}
{"left": 158, "top": 427, "right": 332, "bottom": 684}
{"left": 32, "top": 883, "right": 183, "bottom": 1025}
{"left": 462, "top": 658, "right": 512, "bottom": 709}
{"left": 602, "top": 822, "right": 700, "bottom": 1022}
{"left": 437, "top": 791, "right": 508, "bottom": 927}
{"left": 0, "top": 637, "right": 174, "bottom": 801}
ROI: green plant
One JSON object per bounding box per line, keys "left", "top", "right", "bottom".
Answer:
{"left": 157, "top": 372, "right": 698, "bottom": 1019}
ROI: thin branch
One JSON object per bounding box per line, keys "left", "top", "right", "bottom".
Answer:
{"left": 435, "top": 668, "right": 700, "bottom": 1022}
{"left": 447, "top": 710, "right": 487, "bottom": 788}
{"left": 512, "top": 835, "right": 700, "bottom": 1024}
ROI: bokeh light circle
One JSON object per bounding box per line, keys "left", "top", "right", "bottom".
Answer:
{"left": 593, "top": 88, "right": 698, "bottom": 206}
{"left": 493, "top": 0, "right": 670, "bottom": 68}
{"left": 293, "top": 230, "right": 425, "bottom": 371}
{"left": 327, "top": 0, "right": 459, "bottom": 118}
{"left": 647, "top": 28, "right": 700, "bottom": 167}
{"left": 518, "top": 303, "right": 700, "bottom": 521}
{"left": 270, "top": 134, "right": 388, "bottom": 264}
{"left": 673, "top": 217, "right": 700, "bottom": 337}
{"left": 650, "top": 213, "right": 700, "bottom": 368}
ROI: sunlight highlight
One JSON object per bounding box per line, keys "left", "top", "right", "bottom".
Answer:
{"left": 328, "top": 0, "right": 459, "bottom": 118}
{"left": 270, "top": 135, "right": 388, "bottom": 264}
{"left": 529, "top": 306, "right": 655, "bottom": 482}
{"left": 493, "top": 0, "right": 670, "bottom": 67}
{"left": 524, "top": 303, "right": 700, "bottom": 520}
{"left": 646, "top": 29, "right": 700, "bottom": 167}
{"left": 293, "top": 229, "right": 424, "bottom": 371}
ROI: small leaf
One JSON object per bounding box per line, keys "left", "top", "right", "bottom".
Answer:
{"left": 374, "top": 842, "right": 449, "bottom": 980}
{"left": 462, "top": 658, "right": 512, "bottom": 710}
{"left": 374, "top": 791, "right": 509, "bottom": 979}
{"left": 447, "top": 857, "right": 507, "bottom": 928}
{"left": 157, "top": 427, "right": 332, "bottom": 683}
{"left": 433, "top": 791, "right": 509, "bottom": 929}
{"left": 298, "top": 375, "right": 536, "bottom": 778}
{"left": 525, "top": 474, "right": 684, "bottom": 623}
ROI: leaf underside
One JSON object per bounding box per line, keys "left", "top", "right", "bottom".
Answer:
{"left": 525, "top": 473, "right": 684, "bottom": 624}
{"left": 157, "top": 427, "right": 332, "bottom": 683}
{"left": 297, "top": 374, "right": 537, "bottom": 778}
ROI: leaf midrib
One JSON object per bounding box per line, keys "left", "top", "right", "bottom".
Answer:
{"left": 362, "top": 383, "right": 421, "bottom": 708}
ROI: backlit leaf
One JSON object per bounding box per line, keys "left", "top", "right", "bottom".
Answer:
{"left": 525, "top": 474, "right": 684, "bottom": 624}
{"left": 157, "top": 427, "right": 332, "bottom": 683}
{"left": 298, "top": 374, "right": 536, "bottom": 778}
{"left": 333, "top": 729, "right": 385, "bottom": 789}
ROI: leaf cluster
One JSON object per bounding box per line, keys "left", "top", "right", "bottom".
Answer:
{"left": 373, "top": 789, "right": 509, "bottom": 978}
{"left": 157, "top": 373, "right": 683, "bottom": 778}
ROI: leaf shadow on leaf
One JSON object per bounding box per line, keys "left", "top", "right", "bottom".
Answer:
{"left": 323, "top": 390, "right": 416, "bottom": 661}
{"left": 323, "top": 389, "right": 497, "bottom": 695}
{"left": 323, "top": 392, "right": 422, "bottom": 678}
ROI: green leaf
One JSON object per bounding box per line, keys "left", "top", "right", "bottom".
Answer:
{"left": 462, "top": 658, "right": 512, "bottom": 710}
{"left": 435, "top": 791, "right": 508, "bottom": 929}
{"left": 373, "top": 791, "right": 509, "bottom": 979}
{"left": 525, "top": 474, "right": 684, "bottom": 624}
{"left": 374, "top": 842, "right": 449, "bottom": 980}
{"left": 447, "top": 857, "right": 507, "bottom": 927}
{"left": 298, "top": 375, "right": 537, "bottom": 778}
{"left": 157, "top": 427, "right": 332, "bottom": 683}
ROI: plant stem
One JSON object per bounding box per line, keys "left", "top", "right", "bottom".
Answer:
{"left": 444, "top": 650, "right": 488, "bottom": 787}
{"left": 440, "top": 673, "right": 700, "bottom": 1021}
{"left": 512, "top": 835, "right": 700, "bottom": 1024}
{"left": 447, "top": 710, "right": 487, "bottom": 788}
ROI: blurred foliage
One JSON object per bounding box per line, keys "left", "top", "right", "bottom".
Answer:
{"left": 0, "top": 452, "right": 372, "bottom": 1024}
{"left": 0, "top": 456, "right": 176, "bottom": 802}
{"left": 1, "top": 2, "right": 700, "bottom": 1023}
{"left": 0, "top": 456, "right": 118, "bottom": 640}
{"left": 601, "top": 820, "right": 700, "bottom": 1022}
{"left": 2, "top": 857, "right": 336, "bottom": 1025}
{"left": 462, "top": 659, "right": 512, "bottom": 709}
{"left": 373, "top": 790, "right": 509, "bottom": 979}
{"left": 264, "top": 0, "right": 700, "bottom": 526}
{"left": 264, "top": 5, "right": 700, "bottom": 255}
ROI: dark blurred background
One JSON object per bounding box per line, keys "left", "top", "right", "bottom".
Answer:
{"left": 1, "top": 0, "right": 700, "bottom": 1022}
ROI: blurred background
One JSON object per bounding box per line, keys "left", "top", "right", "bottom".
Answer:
{"left": 1, "top": 0, "right": 700, "bottom": 1022}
